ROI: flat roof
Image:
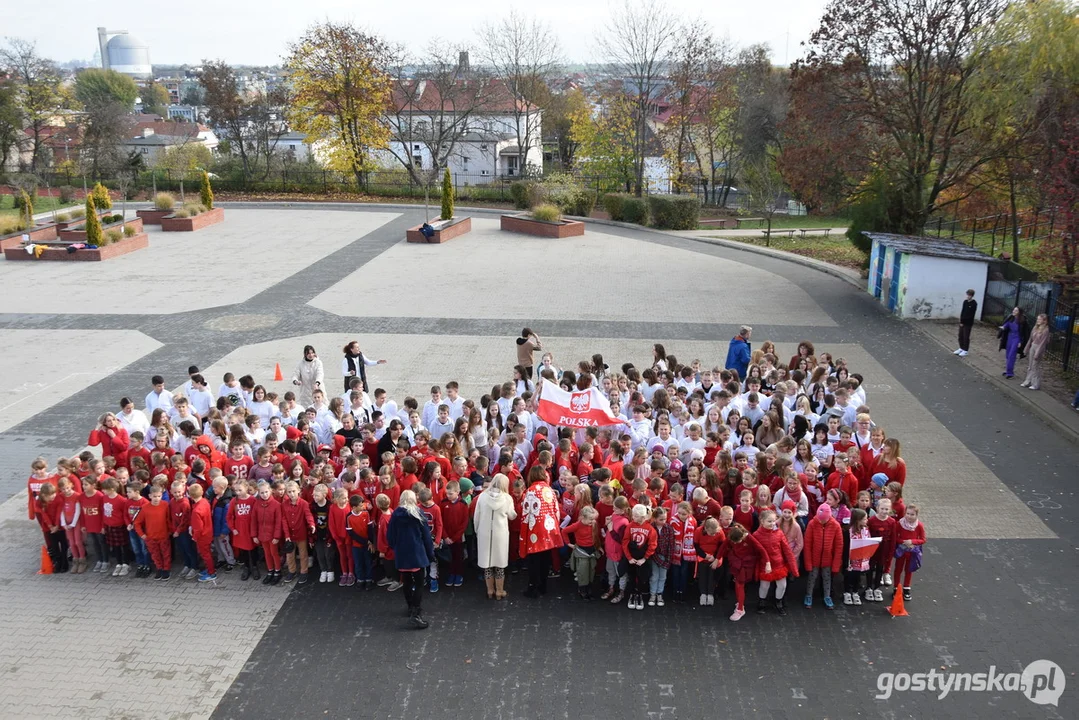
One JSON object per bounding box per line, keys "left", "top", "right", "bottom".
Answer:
{"left": 863, "top": 232, "right": 992, "bottom": 262}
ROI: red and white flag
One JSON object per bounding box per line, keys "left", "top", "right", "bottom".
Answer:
{"left": 536, "top": 379, "right": 625, "bottom": 428}
{"left": 849, "top": 535, "right": 883, "bottom": 562}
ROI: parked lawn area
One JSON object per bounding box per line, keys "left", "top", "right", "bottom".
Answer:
{"left": 716, "top": 232, "right": 867, "bottom": 270}
{"left": 0, "top": 194, "right": 70, "bottom": 218}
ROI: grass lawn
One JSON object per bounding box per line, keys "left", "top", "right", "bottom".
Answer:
{"left": 738, "top": 214, "right": 850, "bottom": 229}
{"left": 718, "top": 232, "right": 867, "bottom": 270}
{"left": 0, "top": 194, "right": 71, "bottom": 218}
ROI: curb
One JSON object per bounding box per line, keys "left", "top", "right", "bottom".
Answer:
{"left": 913, "top": 323, "right": 1079, "bottom": 445}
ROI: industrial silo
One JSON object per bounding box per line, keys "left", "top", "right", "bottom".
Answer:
{"left": 97, "top": 28, "right": 152, "bottom": 79}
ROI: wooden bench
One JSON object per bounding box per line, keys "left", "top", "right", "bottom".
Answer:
{"left": 736, "top": 217, "right": 765, "bottom": 229}
{"left": 762, "top": 228, "right": 796, "bottom": 240}
{"left": 798, "top": 228, "right": 832, "bottom": 239}
{"left": 699, "top": 218, "right": 737, "bottom": 229}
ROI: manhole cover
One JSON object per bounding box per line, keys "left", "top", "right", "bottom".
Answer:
{"left": 205, "top": 314, "right": 280, "bottom": 332}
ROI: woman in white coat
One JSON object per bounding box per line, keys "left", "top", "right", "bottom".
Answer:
{"left": 292, "top": 344, "right": 325, "bottom": 407}
{"left": 473, "top": 473, "right": 518, "bottom": 600}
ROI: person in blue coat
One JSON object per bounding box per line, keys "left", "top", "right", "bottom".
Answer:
{"left": 725, "top": 325, "right": 753, "bottom": 381}
{"left": 387, "top": 490, "right": 437, "bottom": 629}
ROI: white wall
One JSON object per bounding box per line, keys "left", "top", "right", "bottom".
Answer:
{"left": 902, "top": 254, "right": 987, "bottom": 320}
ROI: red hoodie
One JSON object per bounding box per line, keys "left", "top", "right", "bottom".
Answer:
{"left": 621, "top": 520, "right": 658, "bottom": 559}
{"left": 192, "top": 435, "right": 226, "bottom": 474}
{"left": 170, "top": 496, "right": 191, "bottom": 534}
{"left": 328, "top": 502, "right": 350, "bottom": 543}
{"left": 281, "top": 497, "right": 315, "bottom": 541}
{"left": 251, "top": 496, "right": 283, "bottom": 542}
{"left": 420, "top": 501, "right": 444, "bottom": 546}
{"left": 439, "top": 497, "right": 469, "bottom": 543}
{"left": 190, "top": 497, "right": 212, "bottom": 542}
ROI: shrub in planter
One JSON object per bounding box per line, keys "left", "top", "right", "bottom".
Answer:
{"left": 71, "top": 208, "right": 85, "bottom": 220}
{"left": 0, "top": 216, "right": 29, "bottom": 235}
{"left": 91, "top": 182, "right": 112, "bottom": 211}
{"left": 105, "top": 213, "right": 124, "bottom": 224}
{"left": 123, "top": 225, "right": 137, "bottom": 238}
{"left": 604, "top": 193, "right": 649, "bottom": 224}
{"left": 571, "top": 190, "right": 597, "bottom": 217}
{"left": 17, "top": 189, "right": 33, "bottom": 222}
{"left": 105, "top": 228, "right": 122, "bottom": 244}
{"left": 56, "top": 213, "right": 71, "bottom": 222}
{"left": 84, "top": 196, "right": 103, "bottom": 245}
{"left": 647, "top": 195, "right": 700, "bottom": 230}
{"left": 154, "top": 192, "right": 176, "bottom": 211}
{"left": 199, "top": 170, "right": 214, "bottom": 210}
{"left": 510, "top": 181, "right": 534, "bottom": 210}
{"left": 58, "top": 186, "right": 75, "bottom": 204}
{"left": 440, "top": 167, "right": 454, "bottom": 221}
{"left": 531, "top": 203, "right": 563, "bottom": 223}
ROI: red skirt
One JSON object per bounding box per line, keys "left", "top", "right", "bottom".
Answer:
{"left": 759, "top": 565, "right": 789, "bottom": 582}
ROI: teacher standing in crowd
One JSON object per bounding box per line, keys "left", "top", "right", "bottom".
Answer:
{"left": 473, "top": 473, "right": 517, "bottom": 600}
{"left": 341, "top": 340, "right": 386, "bottom": 394}
{"left": 516, "top": 328, "right": 542, "bottom": 378}
{"left": 292, "top": 345, "right": 324, "bottom": 406}
{"left": 520, "top": 466, "right": 563, "bottom": 598}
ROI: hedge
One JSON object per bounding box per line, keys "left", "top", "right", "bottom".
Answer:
{"left": 510, "top": 181, "right": 533, "bottom": 209}
{"left": 648, "top": 195, "right": 700, "bottom": 230}
{"left": 603, "top": 193, "right": 649, "bottom": 224}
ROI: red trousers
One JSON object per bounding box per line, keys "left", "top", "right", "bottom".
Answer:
{"left": 196, "top": 536, "right": 214, "bottom": 574}
{"left": 336, "top": 540, "right": 352, "bottom": 574}
{"left": 146, "top": 537, "right": 172, "bottom": 570}
{"left": 734, "top": 581, "right": 746, "bottom": 610}
{"left": 261, "top": 540, "right": 281, "bottom": 570}
{"left": 894, "top": 553, "right": 915, "bottom": 587}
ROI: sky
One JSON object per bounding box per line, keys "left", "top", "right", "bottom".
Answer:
{"left": 6, "top": 0, "right": 830, "bottom": 68}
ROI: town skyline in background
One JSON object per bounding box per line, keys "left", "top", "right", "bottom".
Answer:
{"left": 7, "top": 0, "right": 828, "bottom": 67}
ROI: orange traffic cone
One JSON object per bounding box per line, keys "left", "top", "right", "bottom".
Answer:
{"left": 887, "top": 589, "right": 908, "bottom": 617}
{"left": 273, "top": 363, "right": 283, "bottom": 382}
{"left": 37, "top": 545, "right": 54, "bottom": 575}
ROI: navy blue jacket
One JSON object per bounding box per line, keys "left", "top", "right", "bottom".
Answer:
{"left": 387, "top": 506, "right": 436, "bottom": 570}
{"left": 725, "top": 335, "right": 752, "bottom": 380}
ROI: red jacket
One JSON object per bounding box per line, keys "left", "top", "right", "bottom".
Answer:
{"left": 251, "top": 497, "right": 283, "bottom": 542}
{"left": 280, "top": 498, "right": 315, "bottom": 541}
{"left": 867, "top": 514, "right": 897, "bottom": 563}
{"left": 192, "top": 435, "right": 226, "bottom": 474}
{"left": 419, "top": 502, "right": 444, "bottom": 546}
{"left": 170, "top": 497, "right": 192, "bottom": 534}
{"left": 825, "top": 470, "right": 859, "bottom": 504}
{"left": 719, "top": 533, "right": 765, "bottom": 584}
{"left": 87, "top": 425, "right": 130, "bottom": 469}
{"left": 803, "top": 517, "right": 844, "bottom": 572}
{"left": 27, "top": 475, "right": 53, "bottom": 520}
{"left": 621, "top": 521, "right": 658, "bottom": 559}
{"left": 691, "top": 498, "right": 723, "bottom": 525}
{"left": 439, "top": 497, "right": 469, "bottom": 543}
{"left": 561, "top": 520, "right": 599, "bottom": 548}
{"left": 753, "top": 526, "right": 799, "bottom": 579}
{"left": 376, "top": 511, "right": 394, "bottom": 560}
{"left": 896, "top": 520, "right": 926, "bottom": 546}
{"left": 190, "top": 498, "right": 212, "bottom": 543}
{"left": 328, "top": 502, "right": 350, "bottom": 543}
{"left": 227, "top": 496, "right": 257, "bottom": 551}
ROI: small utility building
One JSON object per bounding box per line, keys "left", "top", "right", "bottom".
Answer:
{"left": 864, "top": 232, "right": 990, "bottom": 320}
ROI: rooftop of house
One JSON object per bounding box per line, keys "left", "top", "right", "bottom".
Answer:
{"left": 862, "top": 232, "right": 994, "bottom": 262}
{"left": 390, "top": 78, "right": 535, "bottom": 115}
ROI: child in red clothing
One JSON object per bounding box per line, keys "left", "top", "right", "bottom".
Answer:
{"left": 347, "top": 495, "right": 375, "bottom": 588}
{"left": 35, "top": 482, "right": 68, "bottom": 573}
{"left": 621, "top": 504, "right": 658, "bottom": 610}
{"left": 280, "top": 480, "right": 315, "bottom": 584}
{"left": 329, "top": 488, "right": 353, "bottom": 586}
{"left": 100, "top": 478, "right": 131, "bottom": 575}
{"left": 374, "top": 493, "right": 400, "bottom": 590}
{"left": 418, "top": 488, "right": 444, "bottom": 591}
{"left": 439, "top": 481, "right": 469, "bottom": 588}
{"left": 80, "top": 478, "right": 107, "bottom": 572}
{"left": 251, "top": 480, "right": 284, "bottom": 584}
{"left": 719, "top": 522, "right": 765, "bottom": 621}
{"left": 27, "top": 456, "right": 52, "bottom": 527}
{"left": 170, "top": 479, "right": 197, "bottom": 578}
{"left": 893, "top": 504, "right": 926, "bottom": 601}
{"left": 600, "top": 496, "right": 630, "bottom": 603}
{"left": 668, "top": 501, "right": 696, "bottom": 603}
{"left": 228, "top": 479, "right": 258, "bottom": 581}
{"left": 867, "top": 497, "right": 897, "bottom": 599}
{"left": 135, "top": 486, "right": 173, "bottom": 579}
{"left": 561, "top": 505, "right": 600, "bottom": 599}
{"left": 693, "top": 516, "right": 725, "bottom": 607}
{"left": 58, "top": 478, "right": 86, "bottom": 573}
{"left": 188, "top": 484, "right": 215, "bottom": 582}
{"left": 732, "top": 490, "right": 758, "bottom": 532}
{"left": 753, "top": 509, "right": 799, "bottom": 615}
{"left": 125, "top": 482, "right": 152, "bottom": 577}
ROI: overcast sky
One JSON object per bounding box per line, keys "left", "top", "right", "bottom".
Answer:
{"left": 7, "top": 0, "right": 830, "bottom": 67}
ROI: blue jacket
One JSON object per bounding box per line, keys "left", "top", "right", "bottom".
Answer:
{"left": 211, "top": 489, "right": 233, "bottom": 537}
{"left": 725, "top": 335, "right": 752, "bottom": 379}
{"left": 387, "top": 506, "right": 436, "bottom": 570}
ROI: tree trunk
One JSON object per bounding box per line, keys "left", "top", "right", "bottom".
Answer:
{"left": 1009, "top": 174, "right": 1020, "bottom": 263}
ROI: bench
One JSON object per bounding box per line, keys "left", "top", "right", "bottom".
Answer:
{"left": 762, "top": 228, "right": 796, "bottom": 240}
{"left": 736, "top": 217, "right": 765, "bottom": 229}
{"left": 699, "top": 218, "right": 737, "bottom": 229}
{"left": 798, "top": 228, "right": 832, "bottom": 239}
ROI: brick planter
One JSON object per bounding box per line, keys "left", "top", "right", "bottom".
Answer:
{"left": 406, "top": 217, "right": 472, "bottom": 244}
{"left": 3, "top": 232, "right": 149, "bottom": 262}
{"left": 136, "top": 209, "right": 173, "bottom": 225}
{"left": 161, "top": 207, "right": 225, "bottom": 232}
{"left": 59, "top": 217, "right": 143, "bottom": 242}
{"left": 0, "top": 224, "right": 58, "bottom": 250}
{"left": 500, "top": 214, "right": 585, "bottom": 238}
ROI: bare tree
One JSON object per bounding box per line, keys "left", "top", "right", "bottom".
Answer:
{"left": 480, "top": 11, "right": 560, "bottom": 176}
{"left": 383, "top": 46, "right": 490, "bottom": 185}
{"left": 598, "top": 0, "right": 680, "bottom": 195}
{"left": 0, "top": 39, "right": 68, "bottom": 171}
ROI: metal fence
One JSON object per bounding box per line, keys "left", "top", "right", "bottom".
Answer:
{"left": 983, "top": 279, "right": 1079, "bottom": 373}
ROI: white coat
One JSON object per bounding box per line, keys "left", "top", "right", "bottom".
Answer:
{"left": 473, "top": 487, "right": 517, "bottom": 569}
{"left": 292, "top": 358, "right": 325, "bottom": 407}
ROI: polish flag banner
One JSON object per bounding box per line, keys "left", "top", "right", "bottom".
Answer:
{"left": 536, "top": 379, "right": 625, "bottom": 428}
{"left": 849, "top": 535, "right": 883, "bottom": 562}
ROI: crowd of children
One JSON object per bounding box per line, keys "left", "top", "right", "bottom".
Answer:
{"left": 28, "top": 338, "right": 926, "bottom": 620}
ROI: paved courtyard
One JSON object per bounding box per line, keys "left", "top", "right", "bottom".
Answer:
{"left": 0, "top": 205, "right": 1075, "bottom": 719}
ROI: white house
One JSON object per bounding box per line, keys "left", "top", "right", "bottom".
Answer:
{"left": 123, "top": 120, "right": 219, "bottom": 163}
{"left": 277, "top": 131, "right": 312, "bottom": 162}
{"left": 864, "top": 232, "right": 990, "bottom": 320}
{"left": 376, "top": 78, "right": 543, "bottom": 182}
